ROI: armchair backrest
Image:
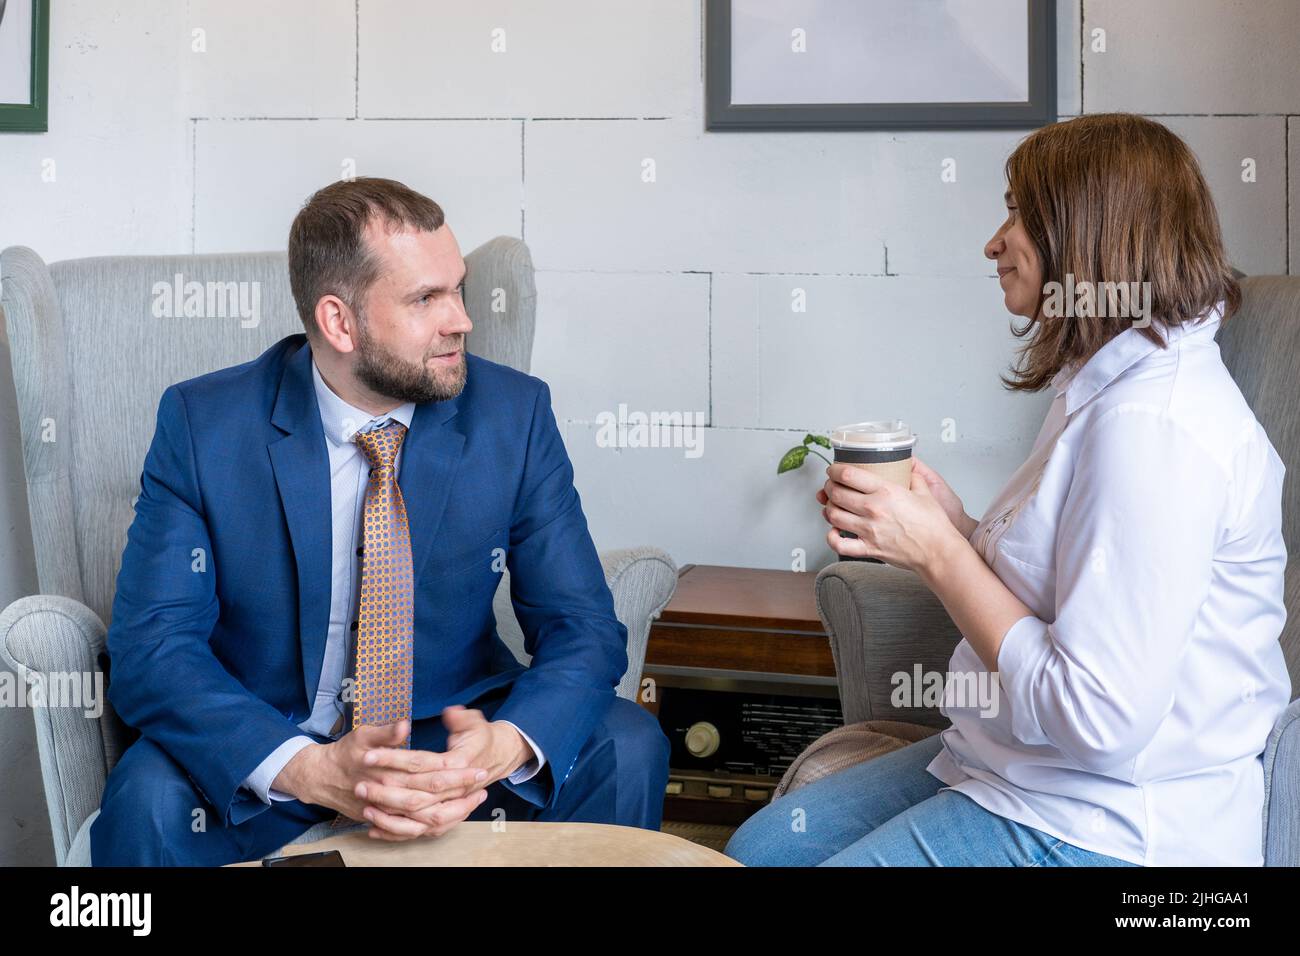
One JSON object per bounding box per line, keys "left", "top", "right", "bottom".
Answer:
{"left": 1217, "top": 276, "right": 1300, "bottom": 692}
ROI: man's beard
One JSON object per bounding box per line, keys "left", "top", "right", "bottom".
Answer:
{"left": 353, "top": 316, "right": 467, "bottom": 404}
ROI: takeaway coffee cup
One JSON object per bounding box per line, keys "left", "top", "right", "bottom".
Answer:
{"left": 829, "top": 420, "right": 918, "bottom": 559}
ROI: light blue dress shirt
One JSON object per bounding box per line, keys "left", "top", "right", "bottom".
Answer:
{"left": 240, "top": 357, "right": 544, "bottom": 804}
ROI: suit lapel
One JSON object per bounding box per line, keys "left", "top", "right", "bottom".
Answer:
{"left": 399, "top": 388, "right": 466, "bottom": 585}
{"left": 268, "top": 340, "right": 333, "bottom": 702}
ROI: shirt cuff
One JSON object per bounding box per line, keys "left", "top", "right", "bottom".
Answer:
{"left": 995, "top": 614, "right": 1054, "bottom": 747}
{"left": 499, "top": 720, "right": 546, "bottom": 784}
{"left": 241, "top": 735, "right": 316, "bottom": 805}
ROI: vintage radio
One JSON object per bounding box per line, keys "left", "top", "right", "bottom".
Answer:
{"left": 640, "top": 565, "right": 845, "bottom": 825}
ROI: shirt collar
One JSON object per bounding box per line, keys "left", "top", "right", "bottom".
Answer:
{"left": 311, "top": 355, "right": 416, "bottom": 448}
{"left": 1051, "top": 302, "right": 1224, "bottom": 416}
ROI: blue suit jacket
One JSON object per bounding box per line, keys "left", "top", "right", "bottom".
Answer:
{"left": 104, "top": 333, "right": 628, "bottom": 826}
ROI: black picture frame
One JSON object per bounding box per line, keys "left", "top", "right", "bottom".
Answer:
{"left": 0, "top": 0, "right": 50, "bottom": 133}
{"left": 705, "top": 0, "right": 1056, "bottom": 132}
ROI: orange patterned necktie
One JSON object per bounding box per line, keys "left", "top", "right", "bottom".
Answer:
{"left": 348, "top": 419, "right": 414, "bottom": 745}
{"left": 331, "top": 419, "right": 415, "bottom": 828}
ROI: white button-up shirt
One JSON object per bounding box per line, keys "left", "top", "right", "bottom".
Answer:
{"left": 241, "top": 357, "right": 544, "bottom": 803}
{"left": 926, "top": 304, "right": 1291, "bottom": 866}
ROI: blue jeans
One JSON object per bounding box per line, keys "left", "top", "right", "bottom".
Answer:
{"left": 724, "top": 732, "right": 1140, "bottom": 866}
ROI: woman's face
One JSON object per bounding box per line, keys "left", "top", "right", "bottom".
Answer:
{"left": 985, "top": 190, "right": 1044, "bottom": 319}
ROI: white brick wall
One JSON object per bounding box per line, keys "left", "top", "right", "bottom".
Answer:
{"left": 1, "top": 0, "right": 1297, "bottom": 862}
{"left": 193, "top": 119, "right": 523, "bottom": 252}
{"left": 1083, "top": 0, "right": 1300, "bottom": 115}
{"left": 1, "top": 0, "right": 1295, "bottom": 618}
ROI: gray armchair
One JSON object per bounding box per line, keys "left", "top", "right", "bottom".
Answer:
{"left": 0, "top": 237, "right": 677, "bottom": 865}
{"left": 793, "top": 275, "right": 1300, "bottom": 867}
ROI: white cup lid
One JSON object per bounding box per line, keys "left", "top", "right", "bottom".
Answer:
{"left": 830, "top": 420, "right": 916, "bottom": 450}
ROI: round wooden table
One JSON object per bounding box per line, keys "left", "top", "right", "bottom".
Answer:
{"left": 230, "top": 821, "right": 741, "bottom": 867}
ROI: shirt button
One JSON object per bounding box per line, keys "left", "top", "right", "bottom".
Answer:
{"left": 350, "top": 621, "right": 359, "bottom": 631}
{"left": 355, "top": 546, "right": 364, "bottom": 556}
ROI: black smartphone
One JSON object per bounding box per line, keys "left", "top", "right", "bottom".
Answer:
{"left": 262, "top": 849, "right": 346, "bottom": 867}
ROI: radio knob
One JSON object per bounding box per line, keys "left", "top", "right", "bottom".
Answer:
{"left": 684, "top": 721, "right": 720, "bottom": 758}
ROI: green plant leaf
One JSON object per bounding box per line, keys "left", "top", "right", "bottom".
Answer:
{"left": 803, "top": 433, "right": 832, "bottom": 449}
{"left": 777, "top": 446, "right": 809, "bottom": 474}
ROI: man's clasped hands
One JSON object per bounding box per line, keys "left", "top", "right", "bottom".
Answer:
{"left": 272, "top": 704, "right": 534, "bottom": 841}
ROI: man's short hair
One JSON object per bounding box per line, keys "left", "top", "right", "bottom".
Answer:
{"left": 288, "top": 177, "right": 445, "bottom": 339}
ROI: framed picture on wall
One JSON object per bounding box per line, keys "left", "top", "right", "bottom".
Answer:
{"left": 0, "top": 0, "right": 50, "bottom": 132}
{"left": 706, "top": 0, "right": 1056, "bottom": 131}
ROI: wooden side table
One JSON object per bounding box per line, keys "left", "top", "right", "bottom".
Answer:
{"left": 640, "top": 565, "right": 844, "bottom": 828}
{"left": 645, "top": 564, "right": 835, "bottom": 678}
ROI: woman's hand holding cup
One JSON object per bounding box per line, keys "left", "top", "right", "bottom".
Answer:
{"left": 910, "top": 455, "right": 979, "bottom": 539}
{"left": 820, "top": 461, "right": 966, "bottom": 573}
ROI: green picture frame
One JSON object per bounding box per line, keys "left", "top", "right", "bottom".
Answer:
{"left": 0, "top": 0, "right": 50, "bottom": 133}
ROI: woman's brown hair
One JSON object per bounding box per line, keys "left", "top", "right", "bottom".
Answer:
{"left": 1000, "top": 112, "right": 1240, "bottom": 392}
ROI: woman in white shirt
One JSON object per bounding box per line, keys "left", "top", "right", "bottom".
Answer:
{"left": 725, "top": 112, "right": 1291, "bottom": 867}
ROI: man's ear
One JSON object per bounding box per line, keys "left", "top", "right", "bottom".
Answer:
{"left": 315, "top": 295, "right": 358, "bottom": 353}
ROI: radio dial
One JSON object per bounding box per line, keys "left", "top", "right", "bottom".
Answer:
{"left": 685, "top": 721, "right": 721, "bottom": 758}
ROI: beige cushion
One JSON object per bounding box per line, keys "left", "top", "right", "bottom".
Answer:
{"left": 776, "top": 720, "right": 941, "bottom": 798}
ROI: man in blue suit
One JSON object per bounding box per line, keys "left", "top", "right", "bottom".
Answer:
{"left": 90, "top": 178, "right": 670, "bottom": 865}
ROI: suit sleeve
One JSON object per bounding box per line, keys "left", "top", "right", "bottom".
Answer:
{"left": 491, "top": 381, "right": 628, "bottom": 808}
{"left": 105, "top": 385, "right": 310, "bottom": 825}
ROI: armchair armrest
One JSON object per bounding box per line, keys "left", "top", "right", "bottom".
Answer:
{"left": 815, "top": 561, "right": 961, "bottom": 727}
{"left": 598, "top": 547, "right": 678, "bottom": 700}
{"left": 0, "top": 593, "right": 129, "bottom": 865}
{"left": 492, "top": 546, "right": 677, "bottom": 702}
{"left": 1263, "top": 695, "right": 1300, "bottom": 867}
